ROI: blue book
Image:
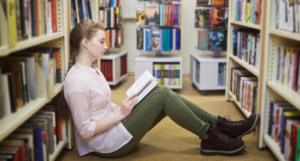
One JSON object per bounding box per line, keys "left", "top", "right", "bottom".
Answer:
{"left": 145, "top": 29, "right": 153, "bottom": 51}
{"left": 160, "top": 4, "right": 163, "bottom": 26}
{"left": 111, "top": 0, "right": 114, "bottom": 7}
{"left": 162, "top": 30, "right": 165, "bottom": 51}
{"left": 103, "top": 0, "right": 106, "bottom": 8}
{"left": 82, "top": 0, "right": 88, "bottom": 20}
{"left": 21, "top": 125, "right": 44, "bottom": 161}
{"left": 170, "top": 29, "right": 173, "bottom": 50}
{"left": 176, "top": 28, "right": 180, "bottom": 50}
{"left": 87, "top": 0, "right": 92, "bottom": 19}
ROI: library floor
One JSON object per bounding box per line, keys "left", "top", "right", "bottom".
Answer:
{"left": 56, "top": 75, "right": 276, "bottom": 161}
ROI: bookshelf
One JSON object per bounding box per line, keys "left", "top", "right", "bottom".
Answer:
{"left": 101, "top": 51, "right": 128, "bottom": 85}
{"left": 135, "top": 55, "right": 182, "bottom": 89}
{"left": 226, "top": 0, "right": 300, "bottom": 160}
{"left": 0, "top": 0, "right": 101, "bottom": 160}
{"left": 190, "top": 53, "right": 226, "bottom": 95}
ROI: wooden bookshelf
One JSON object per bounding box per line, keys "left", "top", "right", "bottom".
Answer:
{"left": 230, "top": 21, "right": 261, "bottom": 30}
{"left": 226, "top": 0, "right": 300, "bottom": 160}
{"left": 49, "top": 139, "right": 68, "bottom": 161}
{"left": 228, "top": 92, "right": 251, "bottom": 118}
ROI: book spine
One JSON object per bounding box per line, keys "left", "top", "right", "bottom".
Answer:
{"left": 160, "top": 4, "right": 163, "bottom": 26}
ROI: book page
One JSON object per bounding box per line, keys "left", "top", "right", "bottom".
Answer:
{"left": 126, "top": 70, "right": 153, "bottom": 96}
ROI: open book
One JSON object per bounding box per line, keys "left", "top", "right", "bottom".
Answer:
{"left": 126, "top": 70, "right": 159, "bottom": 104}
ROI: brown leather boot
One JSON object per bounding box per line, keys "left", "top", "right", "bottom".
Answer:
{"left": 216, "top": 113, "right": 260, "bottom": 139}
{"left": 200, "top": 123, "right": 246, "bottom": 156}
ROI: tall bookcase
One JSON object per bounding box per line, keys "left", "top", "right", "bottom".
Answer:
{"left": 226, "top": 0, "right": 300, "bottom": 160}
{"left": 0, "top": 0, "right": 76, "bottom": 160}
{"left": 135, "top": 0, "right": 183, "bottom": 89}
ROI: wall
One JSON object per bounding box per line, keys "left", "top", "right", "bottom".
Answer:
{"left": 112, "top": 0, "right": 221, "bottom": 75}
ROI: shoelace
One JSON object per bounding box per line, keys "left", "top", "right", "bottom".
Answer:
{"left": 211, "top": 124, "right": 229, "bottom": 143}
{"left": 219, "top": 115, "right": 242, "bottom": 126}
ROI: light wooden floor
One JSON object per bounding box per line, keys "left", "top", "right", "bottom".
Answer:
{"left": 56, "top": 75, "right": 276, "bottom": 161}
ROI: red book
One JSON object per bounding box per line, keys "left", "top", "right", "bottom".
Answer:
{"left": 291, "top": 124, "right": 300, "bottom": 161}
{"left": 274, "top": 108, "right": 280, "bottom": 142}
{"left": 51, "top": 0, "right": 57, "bottom": 32}
{"left": 35, "top": 0, "right": 39, "bottom": 36}
{"left": 0, "top": 149, "right": 19, "bottom": 161}
{"left": 57, "top": 115, "right": 62, "bottom": 141}
{"left": 125, "top": 56, "right": 127, "bottom": 74}
{"left": 110, "top": 61, "right": 113, "bottom": 81}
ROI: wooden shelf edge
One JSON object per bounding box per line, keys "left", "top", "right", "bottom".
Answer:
{"left": 228, "top": 92, "right": 251, "bottom": 118}
{"left": 230, "top": 55, "right": 259, "bottom": 77}
{"left": 0, "top": 32, "right": 64, "bottom": 57}
{"left": 263, "top": 135, "right": 285, "bottom": 161}
{"left": 50, "top": 139, "right": 68, "bottom": 161}
{"left": 269, "top": 29, "right": 300, "bottom": 42}
{"left": 0, "top": 83, "right": 64, "bottom": 142}
{"left": 267, "top": 81, "right": 300, "bottom": 110}
{"left": 230, "top": 21, "right": 261, "bottom": 30}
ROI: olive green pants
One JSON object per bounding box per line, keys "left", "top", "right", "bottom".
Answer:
{"left": 95, "top": 85, "right": 218, "bottom": 158}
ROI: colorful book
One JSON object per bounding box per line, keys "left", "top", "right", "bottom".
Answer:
{"left": 198, "top": 9, "right": 211, "bottom": 29}
{"left": 136, "top": 2, "right": 145, "bottom": 25}
{"left": 145, "top": 3, "right": 159, "bottom": 26}
{"left": 152, "top": 30, "right": 160, "bottom": 51}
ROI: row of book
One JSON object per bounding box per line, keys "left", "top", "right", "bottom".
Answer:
{"left": 70, "top": 0, "right": 93, "bottom": 28}
{"left": 99, "top": 0, "right": 121, "bottom": 7}
{"left": 276, "top": 0, "right": 300, "bottom": 33}
{"left": 153, "top": 64, "right": 180, "bottom": 86}
{"left": 0, "top": 104, "right": 67, "bottom": 161}
{"left": 136, "top": 2, "right": 182, "bottom": 26}
{"left": 218, "top": 63, "right": 227, "bottom": 86}
{"left": 100, "top": 60, "right": 113, "bottom": 82}
{"left": 197, "top": 30, "right": 227, "bottom": 51}
{"left": 0, "top": 0, "right": 58, "bottom": 46}
{"left": 106, "top": 29, "right": 122, "bottom": 48}
{"left": 99, "top": 7, "right": 122, "bottom": 29}
{"left": 234, "top": 0, "right": 262, "bottom": 25}
{"left": 232, "top": 28, "right": 261, "bottom": 71}
{"left": 275, "top": 47, "right": 300, "bottom": 93}
{"left": 268, "top": 101, "right": 300, "bottom": 161}
{"left": 137, "top": 28, "right": 181, "bottom": 51}
{"left": 194, "top": 60, "right": 200, "bottom": 84}
{"left": 230, "top": 68, "right": 258, "bottom": 114}
{"left": 0, "top": 47, "right": 62, "bottom": 120}
{"left": 195, "top": 9, "right": 228, "bottom": 29}
{"left": 197, "top": 0, "right": 228, "bottom": 7}
{"left": 120, "top": 55, "right": 127, "bottom": 78}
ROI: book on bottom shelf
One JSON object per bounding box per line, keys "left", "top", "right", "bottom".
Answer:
{"left": 126, "top": 70, "right": 158, "bottom": 104}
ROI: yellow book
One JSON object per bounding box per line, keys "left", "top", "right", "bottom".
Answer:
{"left": 99, "top": 0, "right": 103, "bottom": 7}
{"left": 37, "top": 0, "right": 42, "bottom": 36}
{"left": 246, "top": 1, "right": 251, "bottom": 23}
{"left": 7, "top": 0, "right": 18, "bottom": 46}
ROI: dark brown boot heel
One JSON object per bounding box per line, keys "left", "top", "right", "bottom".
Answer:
{"left": 200, "top": 123, "right": 246, "bottom": 156}
{"left": 216, "top": 114, "right": 260, "bottom": 139}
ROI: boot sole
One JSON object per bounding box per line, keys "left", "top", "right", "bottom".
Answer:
{"left": 200, "top": 143, "right": 246, "bottom": 156}
{"left": 236, "top": 114, "right": 260, "bottom": 139}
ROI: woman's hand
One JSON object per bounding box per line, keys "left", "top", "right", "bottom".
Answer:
{"left": 119, "top": 94, "right": 138, "bottom": 119}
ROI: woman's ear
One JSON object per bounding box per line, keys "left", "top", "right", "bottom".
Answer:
{"left": 82, "top": 38, "right": 89, "bottom": 49}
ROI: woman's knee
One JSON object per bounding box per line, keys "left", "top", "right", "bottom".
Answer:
{"left": 157, "top": 85, "right": 172, "bottom": 93}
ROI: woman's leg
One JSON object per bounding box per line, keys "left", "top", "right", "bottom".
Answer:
{"left": 95, "top": 85, "right": 217, "bottom": 158}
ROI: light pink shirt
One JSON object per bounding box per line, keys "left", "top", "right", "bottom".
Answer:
{"left": 64, "top": 63, "right": 133, "bottom": 156}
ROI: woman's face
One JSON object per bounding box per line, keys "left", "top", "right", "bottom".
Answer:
{"left": 87, "top": 29, "right": 108, "bottom": 59}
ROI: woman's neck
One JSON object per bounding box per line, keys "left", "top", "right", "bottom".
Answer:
{"left": 77, "top": 51, "right": 95, "bottom": 67}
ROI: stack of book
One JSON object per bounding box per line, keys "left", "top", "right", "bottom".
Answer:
{"left": 218, "top": 63, "right": 227, "bottom": 86}
{"left": 136, "top": 2, "right": 182, "bottom": 26}
{"left": 197, "top": 30, "right": 227, "bottom": 51}
{"left": 99, "top": 0, "right": 121, "bottom": 7}
{"left": 275, "top": 46, "right": 300, "bottom": 94}
{"left": 153, "top": 63, "right": 180, "bottom": 86}
{"left": 70, "top": 0, "right": 93, "bottom": 28}
{"left": 232, "top": 28, "right": 261, "bottom": 70}
{"left": 100, "top": 60, "right": 113, "bottom": 82}
{"left": 197, "top": 0, "right": 228, "bottom": 7}
{"left": 195, "top": 8, "right": 228, "bottom": 29}
{"left": 0, "top": 0, "right": 58, "bottom": 46}
{"left": 136, "top": 28, "right": 180, "bottom": 51}
{"left": 0, "top": 47, "right": 62, "bottom": 120}
{"left": 230, "top": 68, "right": 258, "bottom": 114}
{"left": 0, "top": 104, "right": 67, "bottom": 161}
{"left": 275, "top": 1, "right": 300, "bottom": 34}
{"left": 267, "top": 101, "right": 300, "bottom": 161}
{"left": 234, "top": 0, "right": 262, "bottom": 25}
{"left": 99, "top": 7, "right": 121, "bottom": 28}
{"left": 105, "top": 29, "right": 122, "bottom": 49}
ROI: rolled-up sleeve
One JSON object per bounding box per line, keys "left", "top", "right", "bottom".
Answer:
{"left": 65, "top": 79, "right": 96, "bottom": 140}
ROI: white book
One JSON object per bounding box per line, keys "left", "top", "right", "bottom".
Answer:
{"left": 111, "top": 7, "right": 114, "bottom": 28}
{"left": 99, "top": 10, "right": 104, "bottom": 25}
{"left": 1, "top": 74, "right": 11, "bottom": 117}
{"left": 126, "top": 70, "right": 159, "bottom": 104}
{"left": 46, "top": 1, "right": 52, "bottom": 34}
